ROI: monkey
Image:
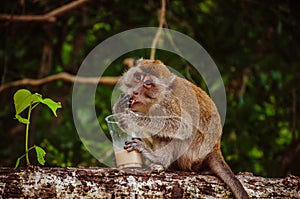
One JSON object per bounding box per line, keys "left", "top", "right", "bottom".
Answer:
{"left": 113, "top": 59, "right": 249, "bottom": 199}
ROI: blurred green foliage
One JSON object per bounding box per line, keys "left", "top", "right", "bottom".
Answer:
{"left": 1, "top": 0, "right": 300, "bottom": 177}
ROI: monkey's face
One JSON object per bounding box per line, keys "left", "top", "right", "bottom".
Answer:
{"left": 120, "top": 69, "right": 160, "bottom": 114}
{"left": 119, "top": 60, "right": 172, "bottom": 115}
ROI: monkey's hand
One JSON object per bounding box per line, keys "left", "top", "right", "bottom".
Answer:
{"left": 124, "top": 138, "right": 150, "bottom": 153}
{"left": 113, "top": 93, "right": 132, "bottom": 113}
{"left": 124, "top": 138, "right": 165, "bottom": 171}
{"left": 124, "top": 138, "right": 166, "bottom": 173}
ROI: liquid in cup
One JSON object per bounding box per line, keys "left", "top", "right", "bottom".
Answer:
{"left": 105, "top": 114, "right": 142, "bottom": 169}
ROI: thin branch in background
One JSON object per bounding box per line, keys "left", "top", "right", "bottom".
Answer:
{"left": 291, "top": 88, "right": 297, "bottom": 143}
{"left": 0, "top": 14, "right": 56, "bottom": 22}
{"left": 237, "top": 68, "right": 251, "bottom": 99}
{"left": 150, "top": 0, "right": 166, "bottom": 60}
{"left": 45, "top": 0, "right": 88, "bottom": 18}
{"left": 1, "top": 56, "right": 8, "bottom": 85}
{"left": 39, "top": 43, "right": 53, "bottom": 78}
{"left": 150, "top": 0, "right": 183, "bottom": 60}
{"left": 0, "top": 72, "right": 120, "bottom": 93}
{"left": 0, "top": 0, "right": 88, "bottom": 23}
{"left": 164, "top": 21, "right": 184, "bottom": 58}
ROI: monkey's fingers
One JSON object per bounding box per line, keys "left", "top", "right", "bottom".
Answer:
{"left": 124, "top": 145, "right": 135, "bottom": 152}
{"left": 132, "top": 137, "right": 142, "bottom": 141}
{"left": 119, "top": 94, "right": 132, "bottom": 109}
{"left": 124, "top": 139, "right": 144, "bottom": 153}
{"left": 124, "top": 141, "right": 136, "bottom": 152}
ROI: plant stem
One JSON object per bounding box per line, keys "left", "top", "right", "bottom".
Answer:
{"left": 25, "top": 103, "right": 32, "bottom": 165}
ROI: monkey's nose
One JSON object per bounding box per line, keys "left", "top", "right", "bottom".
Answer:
{"left": 133, "top": 91, "right": 139, "bottom": 96}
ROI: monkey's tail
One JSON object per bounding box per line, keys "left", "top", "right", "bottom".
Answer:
{"left": 207, "top": 150, "right": 250, "bottom": 199}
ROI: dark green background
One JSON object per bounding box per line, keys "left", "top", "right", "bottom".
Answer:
{"left": 1, "top": 0, "right": 300, "bottom": 177}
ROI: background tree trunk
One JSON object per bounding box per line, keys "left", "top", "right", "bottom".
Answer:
{"left": 0, "top": 167, "right": 299, "bottom": 198}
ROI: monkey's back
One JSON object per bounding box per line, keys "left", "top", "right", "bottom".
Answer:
{"left": 167, "top": 76, "right": 223, "bottom": 170}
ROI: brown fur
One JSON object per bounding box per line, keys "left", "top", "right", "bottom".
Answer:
{"left": 113, "top": 59, "right": 249, "bottom": 199}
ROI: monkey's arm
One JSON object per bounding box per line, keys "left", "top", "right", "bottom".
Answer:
{"left": 119, "top": 109, "right": 194, "bottom": 140}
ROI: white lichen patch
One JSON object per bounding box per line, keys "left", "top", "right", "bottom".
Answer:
{"left": 19, "top": 170, "right": 82, "bottom": 198}
{"left": 125, "top": 175, "right": 167, "bottom": 197}
{"left": 0, "top": 181, "right": 5, "bottom": 196}
{"left": 127, "top": 176, "right": 154, "bottom": 190}
{"left": 18, "top": 169, "right": 109, "bottom": 198}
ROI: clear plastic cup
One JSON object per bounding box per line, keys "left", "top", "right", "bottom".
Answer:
{"left": 105, "top": 114, "right": 142, "bottom": 169}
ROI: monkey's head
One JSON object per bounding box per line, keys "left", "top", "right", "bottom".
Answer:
{"left": 117, "top": 59, "right": 174, "bottom": 114}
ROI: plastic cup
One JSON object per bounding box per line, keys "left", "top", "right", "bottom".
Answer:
{"left": 105, "top": 114, "right": 142, "bottom": 169}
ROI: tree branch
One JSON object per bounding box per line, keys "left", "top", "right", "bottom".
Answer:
{"left": 45, "top": 0, "right": 89, "bottom": 18}
{"left": 0, "top": 0, "right": 88, "bottom": 23}
{"left": 291, "top": 88, "right": 297, "bottom": 142}
{"left": 0, "top": 14, "right": 56, "bottom": 22}
{"left": 0, "top": 167, "right": 299, "bottom": 198}
{"left": 0, "top": 72, "right": 120, "bottom": 93}
{"left": 150, "top": 0, "right": 166, "bottom": 60}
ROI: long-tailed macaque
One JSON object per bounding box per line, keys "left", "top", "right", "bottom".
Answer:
{"left": 113, "top": 59, "right": 249, "bottom": 199}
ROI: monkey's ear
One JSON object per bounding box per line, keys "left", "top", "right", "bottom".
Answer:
{"left": 123, "top": 58, "right": 143, "bottom": 69}
{"left": 133, "top": 58, "right": 144, "bottom": 67}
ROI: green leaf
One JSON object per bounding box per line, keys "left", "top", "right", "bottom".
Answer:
{"left": 14, "top": 89, "right": 42, "bottom": 115}
{"left": 14, "top": 154, "right": 25, "bottom": 169}
{"left": 40, "top": 98, "right": 62, "bottom": 117}
{"left": 13, "top": 89, "right": 61, "bottom": 119}
{"left": 14, "top": 89, "right": 31, "bottom": 114}
{"left": 35, "top": 146, "right": 46, "bottom": 165}
{"left": 15, "top": 114, "right": 29, "bottom": 124}
{"left": 15, "top": 157, "right": 21, "bottom": 168}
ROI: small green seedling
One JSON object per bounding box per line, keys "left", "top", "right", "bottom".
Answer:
{"left": 14, "top": 89, "right": 62, "bottom": 168}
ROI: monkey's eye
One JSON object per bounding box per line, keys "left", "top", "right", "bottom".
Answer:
{"left": 144, "top": 80, "right": 151, "bottom": 85}
{"left": 144, "top": 80, "right": 152, "bottom": 88}
{"left": 134, "top": 73, "right": 142, "bottom": 81}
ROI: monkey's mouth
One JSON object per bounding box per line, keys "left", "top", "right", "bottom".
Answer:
{"left": 129, "top": 99, "right": 140, "bottom": 108}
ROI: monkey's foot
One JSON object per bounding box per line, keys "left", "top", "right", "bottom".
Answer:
{"left": 150, "top": 163, "right": 165, "bottom": 173}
